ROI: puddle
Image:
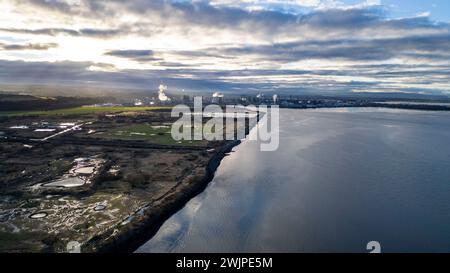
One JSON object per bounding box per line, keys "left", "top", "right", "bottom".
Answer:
{"left": 71, "top": 157, "right": 104, "bottom": 176}
{"left": 29, "top": 157, "right": 104, "bottom": 190}
{"left": 34, "top": 129, "right": 56, "bottom": 132}
{"left": 108, "top": 166, "right": 120, "bottom": 174}
{"left": 9, "top": 125, "right": 29, "bottom": 129}
{"left": 29, "top": 212, "right": 48, "bottom": 219}
{"left": 60, "top": 123, "right": 76, "bottom": 127}
{"left": 43, "top": 177, "right": 86, "bottom": 188}
{"left": 74, "top": 167, "right": 95, "bottom": 175}
{"left": 94, "top": 205, "right": 106, "bottom": 211}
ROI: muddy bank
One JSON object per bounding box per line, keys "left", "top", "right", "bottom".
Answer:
{"left": 83, "top": 139, "right": 242, "bottom": 253}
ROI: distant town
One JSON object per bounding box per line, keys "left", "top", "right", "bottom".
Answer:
{"left": 88, "top": 85, "right": 450, "bottom": 112}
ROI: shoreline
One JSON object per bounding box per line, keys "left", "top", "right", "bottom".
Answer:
{"left": 280, "top": 104, "right": 450, "bottom": 112}
{"left": 83, "top": 139, "right": 242, "bottom": 253}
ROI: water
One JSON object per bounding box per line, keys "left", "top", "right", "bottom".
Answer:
{"left": 43, "top": 177, "right": 86, "bottom": 188}
{"left": 378, "top": 101, "right": 450, "bottom": 106}
{"left": 137, "top": 108, "right": 450, "bottom": 253}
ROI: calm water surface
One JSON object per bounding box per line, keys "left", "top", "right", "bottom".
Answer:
{"left": 137, "top": 108, "right": 450, "bottom": 253}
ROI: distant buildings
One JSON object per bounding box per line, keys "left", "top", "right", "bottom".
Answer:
{"left": 84, "top": 103, "right": 123, "bottom": 107}
{"left": 91, "top": 87, "right": 368, "bottom": 110}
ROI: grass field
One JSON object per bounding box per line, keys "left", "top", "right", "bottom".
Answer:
{"left": 100, "top": 124, "right": 210, "bottom": 146}
{"left": 0, "top": 106, "right": 172, "bottom": 117}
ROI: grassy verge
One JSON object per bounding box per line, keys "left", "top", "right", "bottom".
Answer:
{"left": 0, "top": 106, "right": 172, "bottom": 117}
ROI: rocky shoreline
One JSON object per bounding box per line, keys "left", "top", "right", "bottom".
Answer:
{"left": 83, "top": 139, "right": 242, "bottom": 253}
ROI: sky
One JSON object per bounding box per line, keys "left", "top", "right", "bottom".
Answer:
{"left": 0, "top": 0, "right": 449, "bottom": 96}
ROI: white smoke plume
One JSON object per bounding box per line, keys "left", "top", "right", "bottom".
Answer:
{"left": 158, "top": 84, "right": 170, "bottom": 102}
{"left": 212, "top": 92, "right": 224, "bottom": 98}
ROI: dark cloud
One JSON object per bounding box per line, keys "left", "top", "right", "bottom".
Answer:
{"left": 103, "top": 48, "right": 233, "bottom": 65}
{"left": 216, "top": 33, "right": 450, "bottom": 62}
{"left": 0, "top": 42, "right": 58, "bottom": 50}
{"left": 0, "top": 27, "right": 124, "bottom": 38}
{"left": 154, "top": 61, "right": 197, "bottom": 68}
{"left": 0, "top": 59, "right": 248, "bottom": 92}
{"left": 77, "top": 28, "right": 125, "bottom": 38}
{"left": 104, "top": 49, "right": 162, "bottom": 62}
{"left": 97, "top": 31, "right": 450, "bottom": 66}
{"left": 298, "top": 8, "right": 383, "bottom": 29}
{"left": 0, "top": 28, "right": 78, "bottom": 36}
{"left": 170, "top": 50, "right": 234, "bottom": 60}
{"left": 0, "top": 59, "right": 448, "bottom": 96}
{"left": 104, "top": 49, "right": 154, "bottom": 57}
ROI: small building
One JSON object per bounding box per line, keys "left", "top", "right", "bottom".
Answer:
{"left": 212, "top": 92, "right": 224, "bottom": 104}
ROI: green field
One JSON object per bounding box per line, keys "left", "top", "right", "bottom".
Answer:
{"left": 0, "top": 106, "right": 172, "bottom": 117}
{"left": 100, "top": 124, "right": 209, "bottom": 146}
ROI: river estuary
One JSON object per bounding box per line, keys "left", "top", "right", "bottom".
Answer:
{"left": 137, "top": 108, "right": 450, "bottom": 253}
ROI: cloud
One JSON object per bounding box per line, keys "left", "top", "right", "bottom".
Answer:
{"left": 104, "top": 49, "right": 161, "bottom": 62}
{"left": 0, "top": 0, "right": 448, "bottom": 96}
{"left": 0, "top": 42, "right": 58, "bottom": 50}
{"left": 104, "top": 49, "right": 154, "bottom": 57}
{"left": 0, "top": 58, "right": 448, "bottom": 96}
{"left": 0, "top": 27, "right": 124, "bottom": 38}
{"left": 208, "top": 0, "right": 381, "bottom": 10}
{"left": 218, "top": 33, "right": 450, "bottom": 63}
{"left": 8, "top": 1, "right": 448, "bottom": 40}
{"left": 7, "top": 1, "right": 378, "bottom": 36}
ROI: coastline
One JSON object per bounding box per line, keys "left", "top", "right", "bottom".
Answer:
{"left": 279, "top": 104, "right": 450, "bottom": 112}
{"left": 83, "top": 139, "right": 242, "bottom": 253}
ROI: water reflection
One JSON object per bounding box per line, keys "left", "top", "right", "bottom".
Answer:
{"left": 137, "top": 108, "right": 450, "bottom": 253}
